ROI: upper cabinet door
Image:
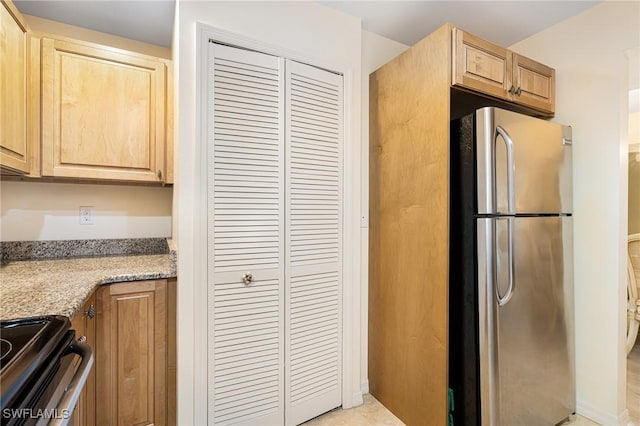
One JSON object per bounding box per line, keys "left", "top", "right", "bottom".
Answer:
{"left": 452, "top": 28, "right": 512, "bottom": 101}
{"left": 452, "top": 27, "right": 555, "bottom": 116}
{"left": 0, "top": 0, "right": 29, "bottom": 173}
{"left": 511, "top": 54, "right": 555, "bottom": 114}
{"left": 41, "top": 38, "right": 166, "bottom": 182}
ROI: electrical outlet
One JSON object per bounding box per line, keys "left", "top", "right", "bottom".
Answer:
{"left": 79, "top": 206, "right": 94, "bottom": 225}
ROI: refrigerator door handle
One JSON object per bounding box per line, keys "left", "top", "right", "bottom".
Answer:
{"left": 495, "top": 126, "right": 516, "bottom": 215}
{"left": 497, "top": 217, "right": 515, "bottom": 306}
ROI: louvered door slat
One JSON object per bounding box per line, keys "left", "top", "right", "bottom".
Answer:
{"left": 208, "top": 43, "right": 284, "bottom": 426}
{"left": 216, "top": 73, "right": 280, "bottom": 89}
{"left": 285, "top": 60, "right": 343, "bottom": 426}
{"left": 215, "top": 105, "right": 279, "bottom": 124}
{"left": 216, "top": 80, "right": 280, "bottom": 99}
{"left": 290, "top": 155, "right": 338, "bottom": 168}
{"left": 291, "top": 111, "right": 339, "bottom": 127}
{"left": 215, "top": 63, "right": 279, "bottom": 80}
{"left": 291, "top": 104, "right": 338, "bottom": 121}
{"left": 290, "top": 100, "right": 338, "bottom": 117}
{"left": 215, "top": 374, "right": 279, "bottom": 396}
{"left": 291, "top": 81, "right": 339, "bottom": 99}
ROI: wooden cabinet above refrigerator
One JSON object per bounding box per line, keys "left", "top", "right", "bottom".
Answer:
{"left": 452, "top": 27, "right": 555, "bottom": 116}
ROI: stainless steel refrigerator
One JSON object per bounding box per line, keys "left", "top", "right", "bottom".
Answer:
{"left": 449, "top": 107, "right": 575, "bottom": 425}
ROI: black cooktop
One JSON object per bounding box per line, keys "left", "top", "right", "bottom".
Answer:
{"left": 1, "top": 322, "right": 47, "bottom": 367}
{"left": 0, "top": 316, "right": 70, "bottom": 411}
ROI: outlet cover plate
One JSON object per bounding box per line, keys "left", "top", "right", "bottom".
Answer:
{"left": 79, "top": 206, "right": 94, "bottom": 225}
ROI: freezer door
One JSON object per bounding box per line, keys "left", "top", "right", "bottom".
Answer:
{"left": 476, "top": 107, "right": 572, "bottom": 215}
{"left": 483, "top": 216, "right": 575, "bottom": 426}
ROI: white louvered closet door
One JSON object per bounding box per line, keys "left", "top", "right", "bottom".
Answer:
{"left": 207, "top": 42, "right": 285, "bottom": 426}
{"left": 285, "top": 60, "right": 343, "bottom": 426}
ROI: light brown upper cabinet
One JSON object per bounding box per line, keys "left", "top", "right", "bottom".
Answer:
{"left": 0, "top": 0, "right": 29, "bottom": 173}
{"left": 41, "top": 37, "right": 168, "bottom": 182}
{"left": 511, "top": 53, "right": 555, "bottom": 113}
{"left": 452, "top": 28, "right": 555, "bottom": 114}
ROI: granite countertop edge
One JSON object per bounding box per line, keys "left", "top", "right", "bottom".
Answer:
{"left": 0, "top": 252, "right": 177, "bottom": 321}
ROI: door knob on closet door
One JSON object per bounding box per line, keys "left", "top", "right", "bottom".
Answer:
{"left": 242, "top": 273, "right": 253, "bottom": 285}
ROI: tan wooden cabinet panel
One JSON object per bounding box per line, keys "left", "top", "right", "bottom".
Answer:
{"left": 452, "top": 27, "right": 512, "bottom": 101}
{"left": 96, "top": 280, "right": 167, "bottom": 426}
{"left": 70, "top": 294, "right": 96, "bottom": 426}
{"left": 41, "top": 38, "right": 167, "bottom": 182}
{"left": 370, "top": 25, "right": 451, "bottom": 426}
{"left": 452, "top": 27, "right": 555, "bottom": 115}
{"left": 0, "top": 0, "right": 29, "bottom": 173}
{"left": 512, "top": 53, "right": 555, "bottom": 113}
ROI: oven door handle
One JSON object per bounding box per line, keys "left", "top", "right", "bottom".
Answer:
{"left": 49, "top": 341, "right": 94, "bottom": 426}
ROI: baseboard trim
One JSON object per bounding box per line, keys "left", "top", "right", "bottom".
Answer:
{"left": 351, "top": 390, "right": 364, "bottom": 407}
{"left": 577, "top": 401, "right": 633, "bottom": 425}
{"left": 618, "top": 409, "right": 634, "bottom": 426}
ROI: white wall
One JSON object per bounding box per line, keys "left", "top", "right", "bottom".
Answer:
{"left": 175, "top": 2, "right": 363, "bottom": 424}
{"left": 0, "top": 181, "right": 172, "bottom": 241}
{"left": 359, "top": 30, "right": 409, "bottom": 393}
{"left": 511, "top": 2, "right": 640, "bottom": 424}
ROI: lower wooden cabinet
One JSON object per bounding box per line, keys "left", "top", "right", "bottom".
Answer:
{"left": 96, "top": 279, "right": 168, "bottom": 426}
{"left": 70, "top": 279, "right": 175, "bottom": 425}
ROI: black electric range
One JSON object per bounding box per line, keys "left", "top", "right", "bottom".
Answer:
{"left": 0, "top": 316, "right": 92, "bottom": 425}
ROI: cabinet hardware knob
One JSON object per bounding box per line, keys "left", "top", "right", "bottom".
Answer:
{"left": 508, "top": 85, "right": 516, "bottom": 95}
{"left": 242, "top": 273, "right": 253, "bottom": 285}
{"left": 515, "top": 87, "right": 522, "bottom": 96}
{"left": 157, "top": 170, "right": 163, "bottom": 180}
{"left": 77, "top": 335, "right": 87, "bottom": 343}
{"left": 84, "top": 304, "right": 96, "bottom": 319}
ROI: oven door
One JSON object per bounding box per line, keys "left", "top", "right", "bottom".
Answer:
{"left": 3, "top": 332, "right": 93, "bottom": 426}
{"left": 36, "top": 341, "right": 93, "bottom": 426}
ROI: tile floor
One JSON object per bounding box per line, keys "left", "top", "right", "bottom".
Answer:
{"left": 304, "top": 394, "right": 604, "bottom": 426}
{"left": 302, "top": 394, "right": 403, "bottom": 426}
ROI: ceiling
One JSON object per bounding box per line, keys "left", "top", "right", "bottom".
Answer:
{"left": 14, "top": 1, "right": 176, "bottom": 47}
{"left": 320, "top": 1, "right": 600, "bottom": 46}
{"left": 14, "top": 1, "right": 600, "bottom": 49}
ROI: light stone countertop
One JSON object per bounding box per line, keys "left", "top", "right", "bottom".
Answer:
{"left": 0, "top": 253, "right": 176, "bottom": 320}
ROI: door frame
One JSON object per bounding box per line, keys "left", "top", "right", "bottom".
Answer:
{"left": 187, "top": 22, "right": 361, "bottom": 424}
